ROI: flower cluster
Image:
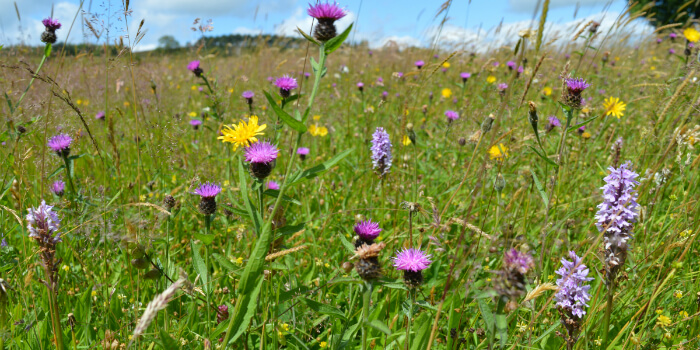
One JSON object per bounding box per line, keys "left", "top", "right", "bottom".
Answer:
{"left": 27, "top": 201, "right": 62, "bottom": 245}
{"left": 496, "top": 249, "right": 534, "bottom": 300}
{"left": 370, "top": 127, "right": 392, "bottom": 177}
{"left": 555, "top": 251, "right": 593, "bottom": 318}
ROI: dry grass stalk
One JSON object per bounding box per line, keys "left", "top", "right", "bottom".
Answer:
{"left": 265, "top": 244, "right": 307, "bottom": 261}
{"left": 130, "top": 277, "right": 185, "bottom": 346}
{"left": 523, "top": 282, "right": 558, "bottom": 302}
{"left": 657, "top": 69, "right": 695, "bottom": 126}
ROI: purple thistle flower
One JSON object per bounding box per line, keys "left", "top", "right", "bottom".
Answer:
{"left": 555, "top": 251, "right": 593, "bottom": 319}
{"left": 669, "top": 32, "right": 677, "bottom": 39}
{"left": 48, "top": 133, "right": 72, "bottom": 157}
{"left": 563, "top": 77, "right": 590, "bottom": 109}
{"left": 504, "top": 248, "right": 534, "bottom": 274}
{"left": 595, "top": 162, "right": 639, "bottom": 270}
{"left": 497, "top": 83, "right": 508, "bottom": 91}
{"left": 517, "top": 66, "right": 524, "bottom": 74}
{"left": 52, "top": 181, "right": 65, "bottom": 197}
{"left": 669, "top": 48, "right": 676, "bottom": 54}
{"left": 370, "top": 127, "right": 392, "bottom": 177}
{"left": 187, "top": 60, "right": 203, "bottom": 77}
{"left": 354, "top": 220, "right": 382, "bottom": 241}
{"left": 578, "top": 125, "right": 587, "bottom": 135}
{"left": 307, "top": 2, "right": 346, "bottom": 20}
{"left": 193, "top": 183, "right": 221, "bottom": 198}
{"left": 275, "top": 75, "right": 298, "bottom": 98}
{"left": 492, "top": 61, "right": 500, "bottom": 67}
{"left": 190, "top": 119, "right": 202, "bottom": 130}
{"left": 42, "top": 18, "right": 62, "bottom": 31}
{"left": 242, "top": 90, "right": 254, "bottom": 99}
{"left": 357, "top": 82, "right": 364, "bottom": 91}
{"left": 656, "top": 38, "right": 663, "bottom": 44}
{"left": 396, "top": 72, "right": 404, "bottom": 79}
{"left": 95, "top": 111, "right": 105, "bottom": 120}
{"left": 506, "top": 60, "right": 516, "bottom": 69}
{"left": 393, "top": 248, "right": 432, "bottom": 272}
{"left": 381, "top": 91, "right": 389, "bottom": 100}
{"left": 244, "top": 141, "right": 279, "bottom": 164}
{"left": 548, "top": 115, "right": 561, "bottom": 128}
{"left": 26, "top": 200, "right": 62, "bottom": 245}
{"left": 445, "top": 110, "right": 459, "bottom": 121}
{"left": 267, "top": 181, "right": 280, "bottom": 190}
{"left": 296, "top": 147, "right": 310, "bottom": 155}
{"left": 415, "top": 60, "right": 425, "bottom": 68}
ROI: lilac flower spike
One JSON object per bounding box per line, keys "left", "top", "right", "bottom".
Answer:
{"left": 354, "top": 220, "right": 382, "bottom": 241}
{"left": 275, "top": 75, "right": 298, "bottom": 98}
{"left": 48, "top": 134, "right": 72, "bottom": 157}
{"left": 370, "top": 127, "right": 392, "bottom": 177}
{"left": 26, "top": 200, "right": 62, "bottom": 244}
{"left": 555, "top": 251, "right": 593, "bottom": 319}
{"left": 393, "top": 248, "right": 432, "bottom": 272}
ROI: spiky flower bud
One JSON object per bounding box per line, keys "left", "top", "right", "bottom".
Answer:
{"left": 481, "top": 114, "right": 495, "bottom": 133}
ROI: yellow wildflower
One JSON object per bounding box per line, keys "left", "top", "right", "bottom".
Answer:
{"left": 656, "top": 315, "right": 671, "bottom": 328}
{"left": 320, "top": 342, "right": 328, "bottom": 348}
{"left": 313, "top": 115, "right": 321, "bottom": 121}
{"left": 402, "top": 135, "right": 412, "bottom": 146}
{"left": 486, "top": 75, "right": 496, "bottom": 84}
{"left": 441, "top": 88, "right": 452, "bottom": 98}
{"left": 281, "top": 323, "right": 290, "bottom": 332}
{"left": 309, "top": 124, "right": 328, "bottom": 137}
{"left": 542, "top": 87, "right": 552, "bottom": 96}
{"left": 442, "top": 62, "right": 450, "bottom": 68}
{"left": 683, "top": 27, "right": 700, "bottom": 42}
{"left": 679, "top": 310, "right": 689, "bottom": 318}
{"left": 235, "top": 257, "right": 244, "bottom": 265}
{"left": 603, "top": 97, "right": 626, "bottom": 118}
{"left": 188, "top": 111, "right": 197, "bottom": 117}
{"left": 488, "top": 143, "right": 508, "bottom": 160}
{"left": 582, "top": 132, "right": 591, "bottom": 139}
{"left": 191, "top": 85, "right": 197, "bottom": 91}
{"left": 674, "top": 290, "right": 683, "bottom": 299}
{"left": 62, "top": 265, "right": 70, "bottom": 272}
{"left": 218, "top": 115, "right": 267, "bottom": 150}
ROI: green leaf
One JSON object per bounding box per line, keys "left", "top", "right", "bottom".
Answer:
{"left": 193, "top": 232, "right": 216, "bottom": 245}
{"left": 477, "top": 298, "right": 495, "bottom": 333}
{"left": 338, "top": 321, "right": 361, "bottom": 350}
{"left": 290, "top": 148, "right": 354, "bottom": 185}
{"left": 225, "top": 272, "right": 265, "bottom": 345}
{"left": 301, "top": 297, "right": 347, "bottom": 321}
{"left": 567, "top": 113, "right": 601, "bottom": 132}
{"left": 263, "top": 91, "right": 307, "bottom": 133}
{"left": 496, "top": 312, "right": 508, "bottom": 347}
{"left": 528, "top": 145, "right": 558, "bottom": 167}
{"left": 191, "top": 241, "right": 209, "bottom": 294}
{"left": 530, "top": 169, "right": 549, "bottom": 208}
{"left": 366, "top": 320, "right": 390, "bottom": 336}
{"left": 324, "top": 23, "right": 353, "bottom": 55}
{"left": 4, "top": 93, "right": 14, "bottom": 115}
{"left": 410, "top": 314, "right": 432, "bottom": 350}
{"left": 338, "top": 234, "right": 356, "bottom": 254}
{"left": 157, "top": 328, "right": 179, "bottom": 349}
{"left": 446, "top": 293, "right": 463, "bottom": 350}
{"left": 263, "top": 189, "right": 301, "bottom": 205}
{"left": 273, "top": 223, "right": 306, "bottom": 240}
{"left": 297, "top": 26, "right": 321, "bottom": 46}
{"left": 239, "top": 160, "right": 262, "bottom": 234}
{"left": 212, "top": 253, "right": 239, "bottom": 273}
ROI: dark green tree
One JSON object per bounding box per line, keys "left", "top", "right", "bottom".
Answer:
{"left": 158, "top": 35, "right": 180, "bottom": 50}
{"left": 631, "top": 0, "right": 700, "bottom": 27}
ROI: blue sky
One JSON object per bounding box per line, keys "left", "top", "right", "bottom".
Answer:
{"left": 0, "top": 0, "right": 637, "bottom": 51}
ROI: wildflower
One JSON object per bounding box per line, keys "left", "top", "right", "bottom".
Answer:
{"left": 442, "top": 61, "right": 450, "bottom": 68}
{"left": 679, "top": 310, "right": 689, "bottom": 318}
{"left": 441, "top": 88, "right": 452, "bottom": 98}
{"left": 48, "top": 133, "right": 73, "bottom": 157}
{"left": 354, "top": 220, "right": 382, "bottom": 247}
{"left": 244, "top": 141, "right": 279, "bottom": 179}
{"left": 297, "top": 147, "right": 310, "bottom": 161}
{"left": 460, "top": 72, "right": 471, "bottom": 83}
{"left": 445, "top": 110, "right": 459, "bottom": 122}
{"left": 370, "top": 127, "right": 392, "bottom": 177}
{"left": 274, "top": 75, "right": 298, "bottom": 98}
{"left": 216, "top": 305, "right": 229, "bottom": 324}
{"left": 307, "top": 2, "right": 347, "bottom": 42}
{"left": 603, "top": 97, "right": 626, "bottom": 118}
{"left": 309, "top": 124, "right": 328, "bottom": 137}
{"left": 95, "top": 111, "right": 106, "bottom": 121}
{"left": 542, "top": 87, "right": 552, "bottom": 96}
{"left": 546, "top": 116, "right": 561, "bottom": 132}
{"left": 355, "top": 242, "right": 386, "bottom": 281}
{"left": 193, "top": 183, "right": 221, "bottom": 215}
{"left": 656, "top": 315, "right": 672, "bottom": 328}
{"left": 415, "top": 60, "right": 425, "bottom": 69}
{"left": 488, "top": 143, "right": 508, "bottom": 160}
{"left": 187, "top": 60, "right": 203, "bottom": 77}
{"left": 393, "top": 248, "right": 432, "bottom": 288}
{"left": 506, "top": 61, "right": 516, "bottom": 70}
{"left": 577, "top": 126, "right": 586, "bottom": 135}
{"left": 595, "top": 162, "right": 639, "bottom": 281}
{"left": 492, "top": 61, "right": 500, "bottom": 67}
{"left": 669, "top": 32, "right": 677, "bottom": 40}
{"left": 320, "top": 341, "right": 328, "bottom": 348}
{"left": 486, "top": 75, "right": 496, "bottom": 83}
{"left": 555, "top": 251, "right": 593, "bottom": 319}
{"left": 683, "top": 27, "right": 700, "bottom": 42}
{"left": 562, "top": 77, "right": 590, "bottom": 109}
{"left": 674, "top": 290, "right": 683, "bottom": 299}
{"left": 242, "top": 90, "right": 254, "bottom": 105}
{"left": 669, "top": 48, "right": 676, "bottom": 55}
{"left": 189, "top": 119, "right": 202, "bottom": 130}
{"left": 218, "top": 116, "right": 267, "bottom": 150}
{"left": 51, "top": 181, "right": 65, "bottom": 197}
{"left": 496, "top": 249, "right": 534, "bottom": 300}
{"left": 40, "top": 18, "right": 61, "bottom": 44}
{"left": 267, "top": 181, "right": 280, "bottom": 190}
{"left": 497, "top": 83, "right": 508, "bottom": 95}
{"left": 357, "top": 82, "right": 364, "bottom": 92}
{"left": 402, "top": 135, "right": 412, "bottom": 146}
{"left": 27, "top": 201, "right": 62, "bottom": 245}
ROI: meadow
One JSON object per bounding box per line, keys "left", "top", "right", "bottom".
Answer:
{"left": 1, "top": 2, "right": 700, "bottom": 349}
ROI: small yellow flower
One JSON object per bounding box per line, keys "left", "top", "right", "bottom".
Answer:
{"left": 324, "top": 263, "right": 330, "bottom": 268}
{"left": 91, "top": 290, "right": 97, "bottom": 297}
{"left": 320, "top": 341, "right": 328, "bottom": 348}
{"left": 191, "top": 85, "right": 197, "bottom": 91}
{"left": 679, "top": 310, "right": 689, "bottom": 318}
{"left": 442, "top": 62, "right": 450, "bottom": 68}
{"left": 309, "top": 124, "right": 329, "bottom": 137}
{"left": 313, "top": 115, "right": 321, "bottom": 121}
{"left": 218, "top": 115, "right": 267, "bottom": 150}
{"left": 582, "top": 132, "right": 591, "bottom": 139}
{"left": 62, "top": 265, "right": 70, "bottom": 272}
{"left": 656, "top": 315, "right": 672, "bottom": 328}
{"left": 124, "top": 101, "right": 130, "bottom": 107}
{"left": 581, "top": 107, "right": 590, "bottom": 114}
{"left": 594, "top": 337, "right": 602, "bottom": 346}
{"left": 603, "top": 97, "right": 626, "bottom": 118}
{"left": 228, "top": 88, "right": 234, "bottom": 93}
{"left": 171, "top": 174, "right": 177, "bottom": 184}
{"left": 76, "top": 99, "right": 82, "bottom": 105}
{"left": 235, "top": 257, "right": 244, "bottom": 265}
{"left": 441, "top": 88, "right": 452, "bottom": 98}
{"left": 542, "top": 87, "right": 552, "bottom": 96}
{"left": 281, "top": 323, "right": 289, "bottom": 332}
{"left": 486, "top": 75, "right": 496, "bottom": 84}
{"left": 402, "top": 135, "right": 412, "bottom": 146}
{"left": 674, "top": 290, "right": 683, "bottom": 299}
{"left": 683, "top": 27, "right": 700, "bottom": 42}
{"left": 488, "top": 143, "right": 508, "bottom": 160}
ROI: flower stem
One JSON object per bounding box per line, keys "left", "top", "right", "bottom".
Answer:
{"left": 602, "top": 283, "right": 614, "bottom": 347}
{"left": 361, "top": 282, "right": 373, "bottom": 350}
{"left": 204, "top": 214, "right": 212, "bottom": 330}
{"left": 14, "top": 44, "right": 50, "bottom": 112}
{"left": 405, "top": 291, "right": 415, "bottom": 350}
{"left": 62, "top": 155, "right": 76, "bottom": 201}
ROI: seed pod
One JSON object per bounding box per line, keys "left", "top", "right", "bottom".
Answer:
{"left": 130, "top": 258, "right": 149, "bottom": 270}
{"left": 143, "top": 269, "right": 161, "bottom": 280}
{"left": 131, "top": 245, "right": 146, "bottom": 259}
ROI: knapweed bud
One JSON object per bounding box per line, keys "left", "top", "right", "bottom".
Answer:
{"left": 494, "top": 173, "right": 506, "bottom": 193}
{"left": 131, "top": 258, "right": 149, "bottom": 269}
{"left": 163, "top": 195, "right": 176, "bottom": 210}
{"left": 308, "top": 2, "right": 346, "bottom": 42}
{"left": 355, "top": 242, "right": 385, "bottom": 281}
{"left": 458, "top": 137, "right": 466, "bottom": 146}
{"left": 528, "top": 101, "right": 539, "bottom": 133}
{"left": 481, "top": 114, "right": 495, "bottom": 133}
{"left": 561, "top": 77, "right": 590, "bottom": 110}
{"left": 406, "top": 123, "right": 417, "bottom": 145}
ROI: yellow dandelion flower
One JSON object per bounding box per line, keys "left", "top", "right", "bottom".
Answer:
{"left": 442, "top": 62, "right": 450, "bottom": 68}
{"left": 188, "top": 111, "right": 197, "bottom": 117}
{"left": 603, "top": 97, "right": 626, "bottom": 118}
{"left": 582, "top": 132, "right": 591, "bottom": 139}
{"left": 402, "top": 135, "right": 412, "bottom": 146}
{"left": 320, "top": 342, "right": 328, "bottom": 348}
{"left": 683, "top": 27, "right": 700, "bottom": 42}
{"left": 218, "top": 115, "right": 267, "bottom": 150}
{"left": 487, "top": 75, "right": 496, "bottom": 84}
{"left": 313, "top": 115, "right": 321, "bottom": 121}
{"left": 542, "top": 87, "right": 552, "bottom": 96}
{"left": 488, "top": 143, "right": 508, "bottom": 160}
{"left": 441, "top": 88, "right": 453, "bottom": 98}
{"left": 76, "top": 99, "right": 82, "bottom": 105}
{"left": 656, "top": 315, "right": 671, "bottom": 328}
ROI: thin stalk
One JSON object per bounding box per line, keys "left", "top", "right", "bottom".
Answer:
{"left": 361, "top": 282, "right": 373, "bottom": 350}
{"left": 61, "top": 156, "right": 77, "bottom": 200}
{"left": 405, "top": 291, "right": 415, "bottom": 350}
{"left": 258, "top": 183, "right": 265, "bottom": 221}
{"left": 204, "top": 215, "right": 212, "bottom": 330}
{"left": 602, "top": 283, "right": 614, "bottom": 347}
{"left": 14, "top": 45, "right": 50, "bottom": 111}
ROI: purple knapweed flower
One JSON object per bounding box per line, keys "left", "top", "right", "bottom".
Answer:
{"left": 297, "top": 147, "right": 310, "bottom": 160}
{"left": 354, "top": 220, "right": 382, "bottom": 242}
{"left": 393, "top": 248, "right": 432, "bottom": 272}
{"left": 245, "top": 141, "right": 278, "bottom": 179}
{"left": 415, "top": 60, "right": 425, "bottom": 69}
{"left": 396, "top": 72, "right": 404, "bottom": 79}
{"left": 267, "top": 181, "right": 280, "bottom": 190}
{"left": 547, "top": 116, "right": 561, "bottom": 132}
{"left": 669, "top": 32, "right": 677, "bottom": 39}
{"left": 506, "top": 60, "right": 516, "bottom": 69}
{"left": 517, "top": 66, "right": 524, "bottom": 74}
{"left": 563, "top": 77, "right": 590, "bottom": 109}
{"left": 669, "top": 48, "right": 676, "bottom": 54}
{"left": 193, "top": 182, "right": 221, "bottom": 215}
{"left": 492, "top": 61, "right": 500, "bottom": 67}
{"left": 656, "top": 38, "right": 663, "bottom": 44}
{"left": 370, "top": 127, "right": 392, "bottom": 177}
{"left": 190, "top": 119, "right": 202, "bottom": 130}
{"left": 357, "top": 82, "right": 364, "bottom": 91}
{"left": 497, "top": 83, "right": 508, "bottom": 91}
{"left": 308, "top": 2, "right": 346, "bottom": 41}
{"left": 275, "top": 75, "right": 298, "bottom": 98}
{"left": 42, "top": 18, "right": 62, "bottom": 32}
{"left": 187, "top": 60, "right": 203, "bottom": 77}
{"left": 242, "top": 90, "right": 254, "bottom": 99}
{"left": 52, "top": 181, "right": 65, "bottom": 197}
{"left": 48, "top": 134, "right": 72, "bottom": 157}
{"left": 577, "top": 125, "right": 587, "bottom": 135}
{"left": 555, "top": 251, "right": 593, "bottom": 319}
{"left": 95, "top": 111, "right": 105, "bottom": 121}
{"left": 40, "top": 17, "right": 61, "bottom": 43}
{"left": 381, "top": 91, "right": 388, "bottom": 100}
{"left": 460, "top": 72, "right": 471, "bottom": 83}
{"left": 26, "top": 200, "right": 62, "bottom": 245}
{"left": 445, "top": 110, "right": 459, "bottom": 121}
{"left": 504, "top": 248, "right": 534, "bottom": 274}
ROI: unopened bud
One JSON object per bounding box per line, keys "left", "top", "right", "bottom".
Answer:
{"left": 481, "top": 114, "right": 495, "bottom": 133}
{"left": 494, "top": 173, "right": 506, "bottom": 192}
{"left": 528, "top": 101, "right": 539, "bottom": 133}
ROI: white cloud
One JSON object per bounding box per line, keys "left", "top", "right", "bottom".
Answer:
{"left": 138, "top": 0, "right": 296, "bottom": 18}
{"left": 508, "top": 0, "right": 611, "bottom": 12}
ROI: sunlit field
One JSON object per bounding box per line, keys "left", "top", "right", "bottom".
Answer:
{"left": 1, "top": 1, "right": 700, "bottom": 349}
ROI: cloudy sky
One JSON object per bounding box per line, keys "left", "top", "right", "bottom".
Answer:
{"left": 0, "top": 0, "right": 652, "bottom": 51}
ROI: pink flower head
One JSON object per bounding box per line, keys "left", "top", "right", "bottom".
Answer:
{"left": 445, "top": 110, "right": 459, "bottom": 121}
{"left": 27, "top": 200, "right": 62, "bottom": 244}
{"left": 296, "top": 147, "right": 310, "bottom": 155}
{"left": 497, "top": 83, "right": 508, "bottom": 91}
{"left": 393, "top": 248, "right": 432, "bottom": 272}
{"left": 242, "top": 90, "right": 254, "bottom": 99}
{"left": 307, "top": 2, "right": 346, "bottom": 20}
{"left": 95, "top": 111, "right": 106, "bottom": 120}
{"left": 48, "top": 133, "right": 72, "bottom": 156}
{"left": 414, "top": 60, "right": 425, "bottom": 68}
{"left": 460, "top": 72, "right": 471, "bottom": 80}
{"left": 193, "top": 183, "right": 221, "bottom": 198}
{"left": 187, "top": 60, "right": 200, "bottom": 72}
{"left": 244, "top": 141, "right": 279, "bottom": 164}
{"left": 354, "top": 220, "right": 381, "bottom": 240}
{"left": 267, "top": 181, "right": 280, "bottom": 190}
{"left": 275, "top": 75, "right": 298, "bottom": 91}
{"left": 504, "top": 249, "right": 534, "bottom": 274}
{"left": 42, "top": 18, "right": 62, "bottom": 31}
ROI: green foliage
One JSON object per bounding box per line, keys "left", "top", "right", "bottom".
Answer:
{"left": 631, "top": 0, "right": 700, "bottom": 26}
